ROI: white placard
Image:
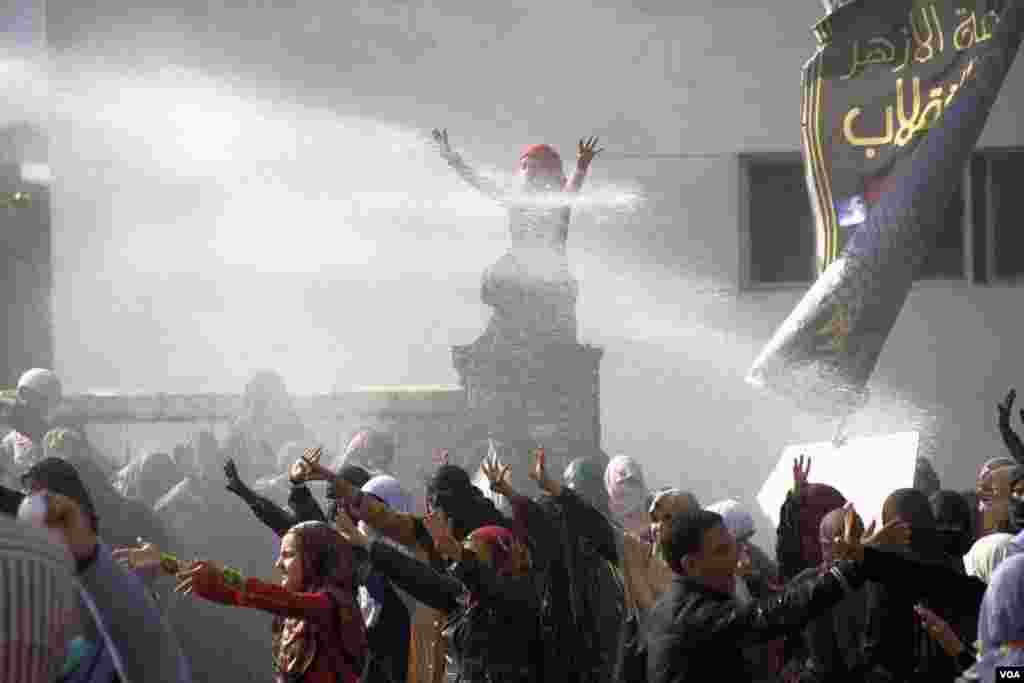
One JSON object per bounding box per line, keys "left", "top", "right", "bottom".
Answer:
{"left": 757, "top": 431, "right": 920, "bottom": 529}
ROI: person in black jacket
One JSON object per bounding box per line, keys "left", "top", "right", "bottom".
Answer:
{"left": 645, "top": 506, "right": 909, "bottom": 683}
{"left": 787, "top": 507, "right": 870, "bottom": 683}
{"left": 863, "top": 488, "right": 971, "bottom": 683}
{"left": 483, "top": 453, "right": 625, "bottom": 683}
{"left": 336, "top": 506, "right": 541, "bottom": 683}
{"left": 930, "top": 490, "right": 975, "bottom": 566}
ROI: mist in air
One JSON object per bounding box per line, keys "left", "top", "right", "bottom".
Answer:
{"left": 2, "top": 0, "right": 943, "bottom": 544}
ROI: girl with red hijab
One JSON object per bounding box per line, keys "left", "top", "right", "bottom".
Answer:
{"left": 116, "top": 521, "right": 367, "bottom": 683}
{"left": 430, "top": 129, "right": 602, "bottom": 344}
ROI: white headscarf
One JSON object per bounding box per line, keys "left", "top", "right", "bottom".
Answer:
{"left": 964, "top": 533, "right": 1015, "bottom": 584}
{"left": 16, "top": 368, "right": 62, "bottom": 409}
{"left": 357, "top": 475, "right": 416, "bottom": 626}
{"left": 707, "top": 499, "right": 756, "bottom": 543}
{"left": 605, "top": 455, "right": 649, "bottom": 521}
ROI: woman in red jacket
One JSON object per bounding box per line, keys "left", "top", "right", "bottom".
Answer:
{"left": 117, "top": 520, "right": 367, "bottom": 683}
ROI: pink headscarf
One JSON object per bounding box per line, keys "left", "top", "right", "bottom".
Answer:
{"left": 980, "top": 457, "right": 1017, "bottom": 482}
{"left": 605, "top": 456, "right": 648, "bottom": 521}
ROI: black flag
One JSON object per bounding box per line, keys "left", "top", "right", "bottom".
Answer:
{"left": 748, "top": 0, "right": 1024, "bottom": 416}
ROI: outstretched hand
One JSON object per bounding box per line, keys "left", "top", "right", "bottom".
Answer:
{"left": 174, "top": 560, "right": 223, "bottom": 597}
{"left": 831, "top": 505, "right": 910, "bottom": 563}
{"left": 577, "top": 136, "right": 604, "bottom": 165}
{"left": 431, "top": 128, "right": 454, "bottom": 157}
{"left": 112, "top": 538, "right": 176, "bottom": 578}
{"left": 481, "top": 458, "right": 513, "bottom": 497}
{"left": 529, "top": 447, "right": 561, "bottom": 496}
{"left": 223, "top": 458, "right": 247, "bottom": 496}
{"left": 999, "top": 389, "right": 1016, "bottom": 424}
{"left": 289, "top": 446, "right": 333, "bottom": 484}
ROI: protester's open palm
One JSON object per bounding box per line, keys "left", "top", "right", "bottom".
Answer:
{"left": 792, "top": 455, "right": 811, "bottom": 496}
{"left": 577, "top": 136, "right": 604, "bottom": 164}
{"left": 175, "top": 560, "right": 223, "bottom": 596}
{"left": 831, "top": 505, "right": 909, "bottom": 562}
{"left": 290, "top": 446, "right": 330, "bottom": 483}
{"left": 481, "top": 459, "right": 512, "bottom": 496}
{"left": 432, "top": 128, "right": 453, "bottom": 157}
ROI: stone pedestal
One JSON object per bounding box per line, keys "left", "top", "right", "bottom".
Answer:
{"left": 452, "top": 337, "right": 603, "bottom": 483}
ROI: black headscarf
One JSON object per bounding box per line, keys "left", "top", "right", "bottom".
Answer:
{"left": 22, "top": 457, "right": 98, "bottom": 529}
{"left": 427, "top": 464, "right": 509, "bottom": 541}
{"left": 930, "top": 490, "right": 975, "bottom": 558}
{"left": 883, "top": 488, "right": 947, "bottom": 562}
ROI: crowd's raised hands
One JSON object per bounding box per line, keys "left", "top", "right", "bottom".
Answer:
{"left": 828, "top": 505, "right": 911, "bottom": 563}
{"left": 289, "top": 446, "right": 333, "bottom": 484}
{"left": 792, "top": 454, "right": 811, "bottom": 497}
{"left": 481, "top": 457, "right": 513, "bottom": 498}
{"left": 528, "top": 447, "right": 561, "bottom": 496}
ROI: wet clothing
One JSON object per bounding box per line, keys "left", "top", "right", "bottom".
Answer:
{"left": 367, "top": 538, "right": 541, "bottom": 683}
{"left": 192, "top": 575, "right": 365, "bottom": 683}
{"left": 442, "top": 151, "right": 579, "bottom": 344}
{"left": 646, "top": 560, "right": 869, "bottom": 683}
{"left": 509, "top": 488, "right": 625, "bottom": 683}
{"left": 776, "top": 486, "right": 846, "bottom": 582}
{"left": 788, "top": 565, "right": 869, "bottom": 683}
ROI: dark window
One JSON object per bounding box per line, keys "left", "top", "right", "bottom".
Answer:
{"left": 971, "top": 157, "right": 989, "bottom": 283}
{"left": 990, "top": 151, "right": 1024, "bottom": 279}
{"left": 745, "top": 153, "right": 968, "bottom": 286}
{"left": 747, "top": 159, "right": 815, "bottom": 284}
{"left": 917, "top": 180, "right": 965, "bottom": 280}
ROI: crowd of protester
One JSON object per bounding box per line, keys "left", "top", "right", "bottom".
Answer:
{"left": 3, "top": 367, "right": 1024, "bottom": 683}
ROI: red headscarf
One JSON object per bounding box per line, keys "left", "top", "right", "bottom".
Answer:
{"left": 798, "top": 484, "right": 847, "bottom": 568}
{"left": 466, "top": 525, "right": 522, "bottom": 575}
{"left": 520, "top": 144, "right": 564, "bottom": 175}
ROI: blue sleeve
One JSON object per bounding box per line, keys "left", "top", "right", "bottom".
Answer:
{"left": 76, "top": 543, "right": 192, "bottom": 683}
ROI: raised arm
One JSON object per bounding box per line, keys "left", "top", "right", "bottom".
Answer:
{"left": 481, "top": 452, "right": 566, "bottom": 569}
{"left": 432, "top": 128, "right": 506, "bottom": 203}
{"left": 223, "top": 458, "right": 296, "bottom": 537}
{"left": 563, "top": 136, "right": 603, "bottom": 194}
{"left": 291, "top": 447, "right": 428, "bottom": 552}
{"left": 777, "top": 456, "right": 814, "bottom": 581}
{"left": 287, "top": 481, "right": 327, "bottom": 524}
{"left": 679, "top": 561, "right": 866, "bottom": 650}
{"left": 177, "top": 559, "right": 338, "bottom": 621}
{"left": 366, "top": 538, "right": 463, "bottom": 613}
{"left": 517, "top": 447, "right": 619, "bottom": 564}
{"left": 997, "top": 389, "right": 1024, "bottom": 464}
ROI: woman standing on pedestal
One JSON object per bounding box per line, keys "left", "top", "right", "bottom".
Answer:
{"left": 431, "top": 129, "right": 602, "bottom": 345}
